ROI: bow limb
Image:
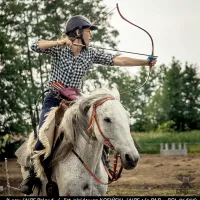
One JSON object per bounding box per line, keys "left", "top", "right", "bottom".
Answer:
{"left": 116, "top": 3, "right": 154, "bottom": 90}
{"left": 116, "top": 3, "right": 154, "bottom": 57}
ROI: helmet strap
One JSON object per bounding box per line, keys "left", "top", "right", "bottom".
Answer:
{"left": 76, "top": 27, "right": 86, "bottom": 48}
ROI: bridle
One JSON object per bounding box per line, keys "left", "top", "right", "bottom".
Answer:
{"left": 88, "top": 96, "right": 115, "bottom": 150}
{"left": 72, "top": 96, "right": 123, "bottom": 184}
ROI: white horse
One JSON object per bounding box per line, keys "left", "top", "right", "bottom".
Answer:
{"left": 21, "top": 88, "right": 140, "bottom": 196}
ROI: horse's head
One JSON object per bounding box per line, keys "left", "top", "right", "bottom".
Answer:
{"left": 79, "top": 88, "right": 140, "bottom": 169}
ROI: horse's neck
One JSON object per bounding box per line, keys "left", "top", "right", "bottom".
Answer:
{"left": 74, "top": 134, "right": 103, "bottom": 170}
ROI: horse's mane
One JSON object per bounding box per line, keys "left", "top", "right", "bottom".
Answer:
{"left": 51, "top": 88, "right": 120, "bottom": 165}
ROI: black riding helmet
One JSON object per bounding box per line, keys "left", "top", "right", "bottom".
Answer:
{"left": 66, "top": 15, "right": 97, "bottom": 35}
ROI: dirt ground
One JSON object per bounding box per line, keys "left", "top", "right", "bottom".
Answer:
{"left": 0, "top": 154, "right": 200, "bottom": 196}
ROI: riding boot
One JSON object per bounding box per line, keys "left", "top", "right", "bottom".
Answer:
{"left": 20, "top": 165, "right": 36, "bottom": 195}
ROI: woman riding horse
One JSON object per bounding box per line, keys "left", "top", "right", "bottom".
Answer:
{"left": 20, "top": 15, "right": 157, "bottom": 194}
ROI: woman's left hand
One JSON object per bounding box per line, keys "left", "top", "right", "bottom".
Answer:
{"left": 147, "top": 56, "right": 157, "bottom": 67}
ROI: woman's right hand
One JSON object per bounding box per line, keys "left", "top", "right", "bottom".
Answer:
{"left": 57, "top": 37, "right": 72, "bottom": 47}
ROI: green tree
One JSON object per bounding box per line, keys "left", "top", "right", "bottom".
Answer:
{"left": 0, "top": 0, "right": 29, "bottom": 135}
{"left": 147, "top": 59, "right": 200, "bottom": 131}
{"left": 181, "top": 63, "right": 200, "bottom": 129}
{"left": 145, "top": 64, "right": 168, "bottom": 130}
{"left": 130, "top": 66, "right": 158, "bottom": 132}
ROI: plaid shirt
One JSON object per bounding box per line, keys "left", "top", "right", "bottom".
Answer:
{"left": 31, "top": 40, "right": 115, "bottom": 89}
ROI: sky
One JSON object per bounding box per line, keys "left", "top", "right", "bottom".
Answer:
{"left": 102, "top": 0, "right": 200, "bottom": 72}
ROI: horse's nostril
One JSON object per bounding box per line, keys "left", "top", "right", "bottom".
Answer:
{"left": 134, "top": 157, "right": 139, "bottom": 164}
{"left": 125, "top": 154, "right": 139, "bottom": 164}
{"left": 125, "top": 154, "right": 133, "bottom": 162}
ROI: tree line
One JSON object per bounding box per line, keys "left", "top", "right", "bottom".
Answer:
{"left": 0, "top": 0, "right": 200, "bottom": 142}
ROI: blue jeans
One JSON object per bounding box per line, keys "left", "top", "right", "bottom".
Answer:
{"left": 35, "top": 91, "right": 61, "bottom": 150}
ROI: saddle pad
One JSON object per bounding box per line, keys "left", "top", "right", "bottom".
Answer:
{"left": 15, "top": 101, "right": 67, "bottom": 179}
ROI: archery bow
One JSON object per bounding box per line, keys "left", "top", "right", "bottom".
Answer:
{"left": 116, "top": 3, "right": 155, "bottom": 92}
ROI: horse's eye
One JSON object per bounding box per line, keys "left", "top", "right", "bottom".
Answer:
{"left": 104, "top": 117, "right": 112, "bottom": 123}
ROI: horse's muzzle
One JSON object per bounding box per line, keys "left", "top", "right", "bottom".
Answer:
{"left": 122, "top": 153, "right": 139, "bottom": 169}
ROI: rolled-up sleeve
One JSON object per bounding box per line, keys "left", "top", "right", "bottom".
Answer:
{"left": 31, "top": 40, "right": 60, "bottom": 56}
{"left": 92, "top": 49, "right": 116, "bottom": 66}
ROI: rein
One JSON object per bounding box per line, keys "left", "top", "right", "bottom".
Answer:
{"left": 72, "top": 149, "right": 123, "bottom": 185}
{"left": 73, "top": 96, "right": 123, "bottom": 184}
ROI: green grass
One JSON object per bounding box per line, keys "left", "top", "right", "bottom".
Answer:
{"left": 132, "top": 130, "right": 200, "bottom": 154}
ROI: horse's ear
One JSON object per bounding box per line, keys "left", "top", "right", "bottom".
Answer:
{"left": 111, "top": 87, "right": 120, "bottom": 100}
{"left": 83, "top": 105, "right": 91, "bottom": 114}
